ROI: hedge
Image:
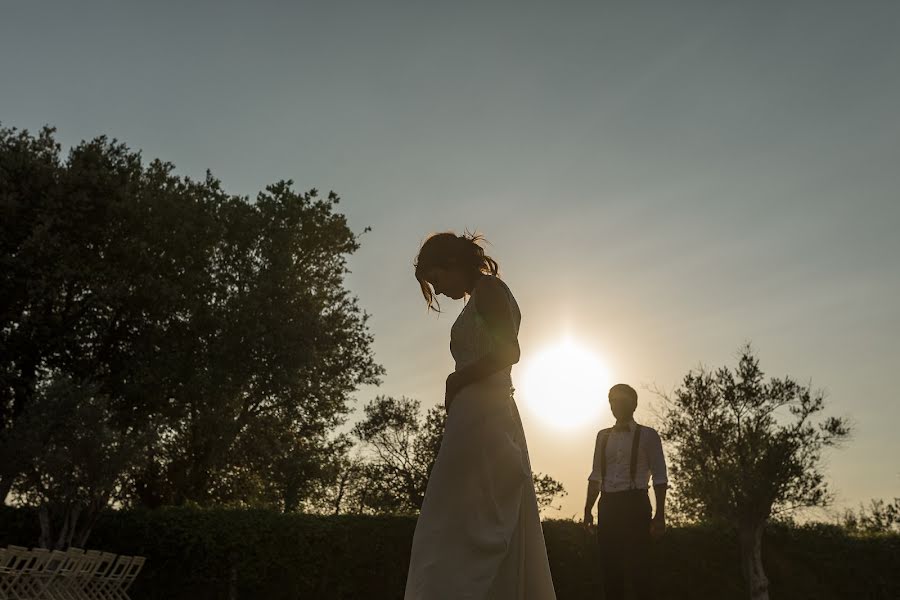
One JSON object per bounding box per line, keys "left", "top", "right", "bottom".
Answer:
{"left": 2, "top": 507, "right": 898, "bottom": 599}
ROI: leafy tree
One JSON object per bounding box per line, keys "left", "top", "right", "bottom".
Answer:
{"left": 1, "top": 125, "right": 178, "bottom": 505}
{"left": 299, "top": 454, "right": 368, "bottom": 515}
{"left": 533, "top": 473, "right": 568, "bottom": 512}
{"left": 349, "top": 395, "right": 565, "bottom": 515}
{"left": 1, "top": 125, "right": 381, "bottom": 543}
{"left": 122, "top": 179, "right": 383, "bottom": 509}
{"left": 657, "top": 345, "right": 850, "bottom": 600}
{"left": 9, "top": 376, "right": 150, "bottom": 549}
{"left": 349, "top": 396, "right": 443, "bottom": 514}
{"left": 841, "top": 498, "right": 900, "bottom": 534}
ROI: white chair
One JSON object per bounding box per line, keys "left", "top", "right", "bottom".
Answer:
{"left": 110, "top": 557, "right": 144, "bottom": 600}
{"left": 45, "top": 548, "right": 87, "bottom": 600}
{"left": 35, "top": 550, "right": 68, "bottom": 600}
{"left": 79, "top": 553, "right": 116, "bottom": 600}
{"left": 0, "top": 547, "right": 12, "bottom": 600}
{"left": 5, "top": 546, "right": 51, "bottom": 600}
{"left": 69, "top": 551, "right": 103, "bottom": 600}
{"left": 89, "top": 555, "right": 131, "bottom": 600}
{"left": 1, "top": 547, "right": 145, "bottom": 600}
{"left": 1, "top": 546, "right": 34, "bottom": 600}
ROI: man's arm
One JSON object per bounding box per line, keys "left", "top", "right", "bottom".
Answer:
{"left": 650, "top": 484, "right": 667, "bottom": 538}
{"left": 584, "top": 432, "right": 604, "bottom": 526}
{"left": 653, "top": 484, "right": 667, "bottom": 519}
{"left": 648, "top": 429, "right": 668, "bottom": 538}
{"left": 583, "top": 480, "right": 601, "bottom": 526}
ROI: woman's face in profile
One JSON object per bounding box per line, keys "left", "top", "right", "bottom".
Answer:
{"left": 425, "top": 266, "right": 468, "bottom": 300}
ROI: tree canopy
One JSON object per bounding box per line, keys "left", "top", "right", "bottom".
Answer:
{"left": 1, "top": 125, "right": 382, "bottom": 545}
{"left": 337, "top": 395, "right": 566, "bottom": 516}
{"left": 657, "top": 345, "right": 850, "bottom": 600}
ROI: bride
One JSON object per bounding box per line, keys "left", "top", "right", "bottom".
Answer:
{"left": 405, "top": 232, "right": 557, "bottom": 600}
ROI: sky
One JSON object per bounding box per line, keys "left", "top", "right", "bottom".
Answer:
{"left": 2, "top": 0, "right": 898, "bottom": 520}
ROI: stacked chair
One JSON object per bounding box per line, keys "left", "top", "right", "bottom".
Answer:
{"left": 0, "top": 545, "right": 145, "bottom": 600}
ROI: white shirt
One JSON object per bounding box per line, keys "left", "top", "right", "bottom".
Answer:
{"left": 588, "top": 420, "right": 668, "bottom": 493}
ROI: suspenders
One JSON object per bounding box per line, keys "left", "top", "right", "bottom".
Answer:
{"left": 599, "top": 424, "right": 642, "bottom": 491}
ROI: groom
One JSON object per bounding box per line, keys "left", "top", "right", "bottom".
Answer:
{"left": 583, "top": 383, "right": 668, "bottom": 600}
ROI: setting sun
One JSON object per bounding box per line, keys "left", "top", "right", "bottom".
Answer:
{"left": 518, "top": 338, "right": 611, "bottom": 430}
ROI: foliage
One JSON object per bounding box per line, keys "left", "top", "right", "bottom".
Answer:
{"left": 656, "top": 345, "right": 851, "bottom": 599}
{"left": 841, "top": 497, "right": 900, "bottom": 534}
{"left": 533, "top": 472, "right": 568, "bottom": 511}
{"left": 4, "top": 376, "right": 151, "bottom": 548}
{"left": 1, "top": 507, "right": 898, "bottom": 600}
{"left": 336, "top": 396, "right": 566, "bottom": 515}
{"left": 347, "top": 396, "right": 444, "bottom": 515}
{"left": 0, "top": 125, "right": 381, "bottom": 542}
{"left": 657, "top": 345, "right": 850, "bottom": 523}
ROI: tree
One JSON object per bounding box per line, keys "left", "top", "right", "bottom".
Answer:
{"left": 121, "top": 179, "right": 383, "bottom": 509}
{"left": 657, "top": 345, "right": 850, "bottom": 600}
{"left": 841, "top": 498, "right": 900, "bottom": 534}
{"left": 1, "top": 125, "right": 381, "bottom": 543}
{"left": 1, "top": 125, "right": 176, "bottom": 506}
{"left": 349, "top": 395, "right": 566, "bottom": 515}
{"left": 349, "top": 396, "right": 443, "bottom": 514}
{"left": 9, "top": 376, "right": 150, "bottom": 549}
{"left": 532, "top": 473, "right": 568, "bottom": 512}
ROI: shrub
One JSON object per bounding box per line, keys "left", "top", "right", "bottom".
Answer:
{"left": 2, "top": 507, "right": 898, "bottom": 599}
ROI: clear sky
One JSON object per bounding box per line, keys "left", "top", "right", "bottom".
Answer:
{"left": 3, "top": 0, "right": 898, "bottom": 519}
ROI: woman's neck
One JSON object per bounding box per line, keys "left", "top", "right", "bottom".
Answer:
{"left": 465, "top": 272, "right": 487, "bottom": 295}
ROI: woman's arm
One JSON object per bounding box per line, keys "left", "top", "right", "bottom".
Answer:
{"left": 445, "top": 277, "right": 519, "bottom": 407}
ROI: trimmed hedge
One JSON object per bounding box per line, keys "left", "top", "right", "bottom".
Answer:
{"left": 2, "top": 507, "right": 898, "bottom": 599}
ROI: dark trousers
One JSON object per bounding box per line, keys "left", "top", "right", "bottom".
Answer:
{"left": 596, "top": 489, "right": 652, "bottom": 600}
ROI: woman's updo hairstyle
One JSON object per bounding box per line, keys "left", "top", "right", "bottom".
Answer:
{"left": 414, "top": 231, "right": 499, "bottom": 312}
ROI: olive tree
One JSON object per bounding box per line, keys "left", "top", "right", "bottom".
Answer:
{"left": 657, "top": 346, "right": 850, "bottom": 600}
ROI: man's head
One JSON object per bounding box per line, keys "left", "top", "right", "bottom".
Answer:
{"left": 608, "top": 383, "right": 638, "bottom": 421}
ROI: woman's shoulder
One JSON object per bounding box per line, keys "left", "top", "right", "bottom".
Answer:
{"left": 473, "top": 274, "right": 513, "bottom": 299}
{"left": 472, "top": 275, "right": 517, "bottom": 315}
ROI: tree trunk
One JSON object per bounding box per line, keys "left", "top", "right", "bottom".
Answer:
{"left": 0, "top": 475, "right": 13, "bottom": 506}
{"left": 738, "top": 520, "right": 769, "bottom": 600}
{"left": 73, "top": 496, "right": 108, "bottom": 548}
{"left": 38, "top": 505, "right": 53, "bottom": 549}
{"left": 58, "top": 505, "right": 82, "bottom": 549}
{"left": 332, "top": 471, "right": 350, "bottom": 515}
{"left": 38, "top": 504, "right": 76, "bottom": 550}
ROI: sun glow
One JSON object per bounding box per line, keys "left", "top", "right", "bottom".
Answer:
{"left": 518, "top": 338, "right": 610, "bottom": 429}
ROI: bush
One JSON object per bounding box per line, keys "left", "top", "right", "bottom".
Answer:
{"left": 2, "top": 507, "right": 898, "bottom": 599}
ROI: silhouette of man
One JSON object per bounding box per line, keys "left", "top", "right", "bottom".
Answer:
{"left": 583, "top": 383, "right": 668, "bottom": 600}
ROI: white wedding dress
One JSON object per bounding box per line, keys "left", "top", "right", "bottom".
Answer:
{"left": 404, "top": 276, "right": 557, "bottom": 600}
